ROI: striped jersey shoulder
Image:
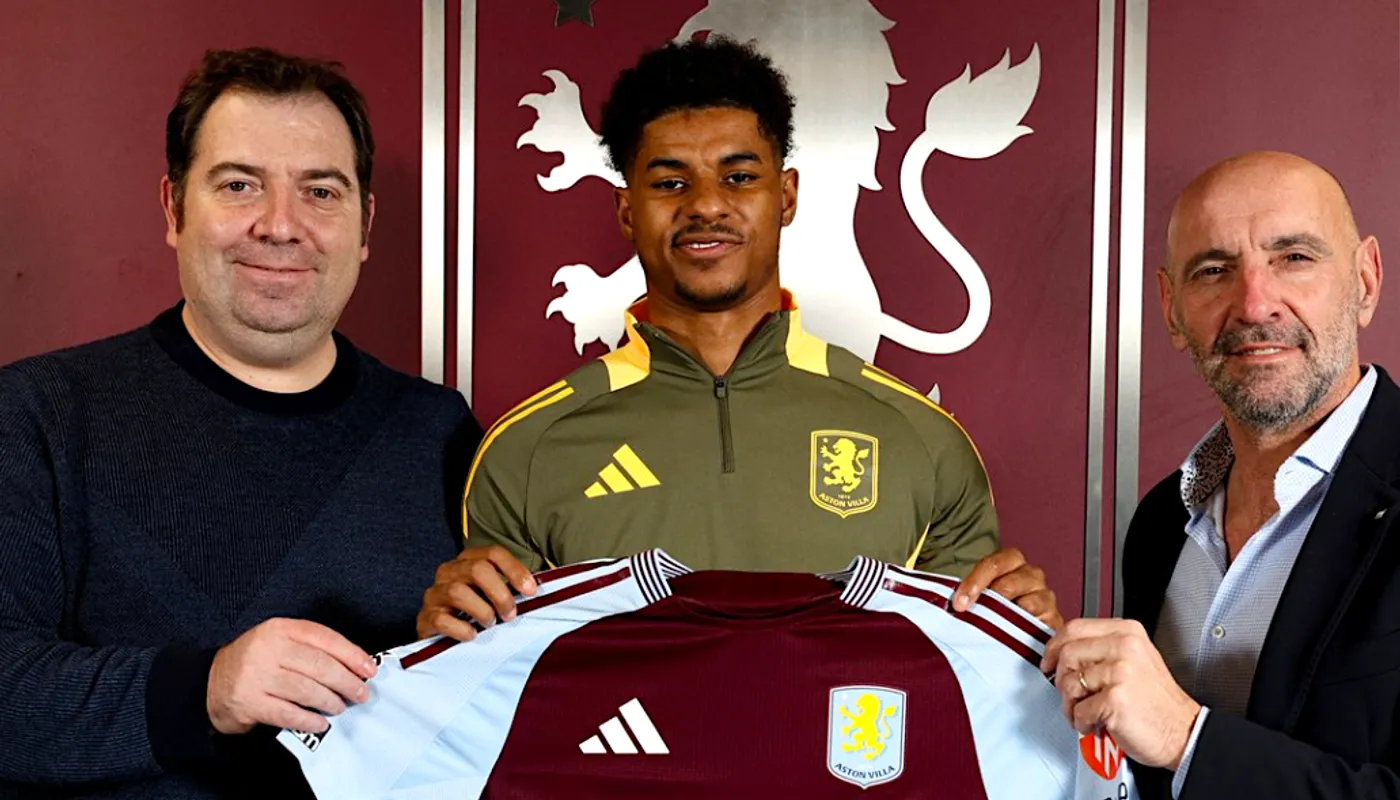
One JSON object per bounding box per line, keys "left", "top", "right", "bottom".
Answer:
{"left": 839, "top": 558, "right": 1052, "bottom": 668}
{"left": 396, "top": 551, "right": 690, "bottom": 671}
{"left": 883, "top": 563, "right": 1052, "bottom": 664}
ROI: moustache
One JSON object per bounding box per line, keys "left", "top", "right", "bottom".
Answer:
{"left": 670, "top": 223, "right": 744, "bottom": 248}
{"left": 1213, "top": 323, "right": 1311, "bottom": 356}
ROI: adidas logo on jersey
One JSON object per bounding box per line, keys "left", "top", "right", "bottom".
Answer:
{"left": 584, "top": 445, "right": 661, "bottom": 498}
{"left": 578, "top": 698, "right": 669, "bottom": 755}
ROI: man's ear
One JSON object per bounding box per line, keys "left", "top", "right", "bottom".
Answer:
{"left": 361, "top": 192, "right": 377, "bottom": 260}
{"left": 160, "top": 175, "right": 180, "bottom": 248}
{"left": 1157, "top": 267, "right": 1187, "bottom": 351}
{"left": 780, "top": 168, "right": 798, "bottom": 227}
{"left": 615, "top": 185, "right": 635, "bottom": 243}
{"left": 1356, "top": 235, "right": 1383, "bottom": 328}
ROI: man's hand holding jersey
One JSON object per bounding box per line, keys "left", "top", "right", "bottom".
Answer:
{"left": 418, "top": 545, "right": 1062, "bottom": 641}
{"left": 1041, "top": 618, "right": 1202, "bottom": 770}
{"left": 207, "top": 618, "right": 379, "bottom": 735}
{"left": 418, "top": 545, "right": 539, "bottom": 640}
{"left": 949, "top": 546, "right": 1062, "bottom": 630}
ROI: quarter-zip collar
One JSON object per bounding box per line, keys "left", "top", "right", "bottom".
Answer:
{"left": 606, "top": 289, "right": 830, "bottom": 388}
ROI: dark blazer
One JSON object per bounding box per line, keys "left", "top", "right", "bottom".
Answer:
{"left": 1123, "top": 366, "right": 1400, "bottom": 799}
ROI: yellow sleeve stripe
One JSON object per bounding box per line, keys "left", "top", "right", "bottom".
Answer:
{"left": 859, "top": 367, "right": 964, "bottom": 433}
{"left": 461, "top": 384, "right": 576, "bottom": 539}
{"left": 858, "top": 367, "right": 993, "bottom": 505}
{"left": 862, "top": 362, "right": 905, "bottom": 384}
{"left": 905, "top": 525, "right": 932, "bottom": 569}
{"left": 486, "top": 380, "right": 568, "bottom": 428}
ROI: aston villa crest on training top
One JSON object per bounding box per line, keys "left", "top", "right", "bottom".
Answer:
{"left": 811, "top": 430, "right": 879, "bottom": 518}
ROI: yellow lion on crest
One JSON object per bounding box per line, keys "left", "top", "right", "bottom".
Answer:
{"left": 840, "top": 693, "right": 898, "bottom": 760}
{"left": 821, "top": 438, "right": 870, "bottom": 494}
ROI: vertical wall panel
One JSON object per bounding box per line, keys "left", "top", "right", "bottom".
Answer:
{"left": 1114, "top": 0, "right": 1147, "bottom": 613}
{"left": 422, "top": 0, "right": 448, "bottom": 383}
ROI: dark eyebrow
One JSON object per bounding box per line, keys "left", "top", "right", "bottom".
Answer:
{"left": 643, "top": 151, "right": 764, "bottom": 172}
{"left": 644, "top": 157, "right": 688, "bottom": 172}
{"left": 206, "top": 162, "right": 264, "bottom": 180}
{"left": 1265, "top": 233, "right": 1332, "bottom": 256}
{"left": 1182, "top": 248, "right": 1237, "bottom": 275}
{"left": 205, "top": 163, "right": 353, "bottom": 190}
{"left": 301, "top": 168, "right": 354, "bottom": 190}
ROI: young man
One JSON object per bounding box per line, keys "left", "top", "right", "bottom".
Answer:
{"left": 418, "top": 38, "right": 1059, "bottom": 642}
{"left": 1045, "top": 152, "right": 1399, "bottom": 799}
{"left": 0, "top": 49, "right": 480, "bottom": 798}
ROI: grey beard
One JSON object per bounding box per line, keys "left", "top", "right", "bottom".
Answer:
{"left": 1205, "top": 361, "right": 1339, "bottom": 431}
{"left": 1185, "top": 311, "right": 1357, "bottom": 433}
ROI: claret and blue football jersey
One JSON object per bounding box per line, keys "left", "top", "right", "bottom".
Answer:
{"left": 279, "top": 551, "right": 1138, "bottom": 799}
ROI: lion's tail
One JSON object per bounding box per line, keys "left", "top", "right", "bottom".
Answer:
{"left": 878, "top": 133, "right": 991, "bottom": 356}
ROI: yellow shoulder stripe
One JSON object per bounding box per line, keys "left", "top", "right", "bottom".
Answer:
{"left": 859, "top": 367, "right": 993, "bottom": 504}
{"left": 784, "top": 309, "right": 829, "bottom": 376}
{"left": 600, "top": 313, "right": 653, "bottom": 392}
{"left": 600, "top": 340, "right": 650, "bottom": 391}
{"left": 462, "top": 384, "right": 575, "bottom": 538}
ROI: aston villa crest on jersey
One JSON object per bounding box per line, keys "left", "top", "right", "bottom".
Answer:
{"left": 827, "top": 685, "right": 906, "bottom": 788}
{"left": 811, "top": 431, "right": 879, "bottom": 518}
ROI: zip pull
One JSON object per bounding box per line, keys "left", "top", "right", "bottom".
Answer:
{"left": 713, "top": 375, "right": 735, "bottom": 473}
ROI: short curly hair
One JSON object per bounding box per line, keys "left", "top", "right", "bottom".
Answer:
{"left": 600, "top": 37, "right": 795, "bottom": 179}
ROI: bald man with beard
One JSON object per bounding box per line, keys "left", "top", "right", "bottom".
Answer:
{"left": 1043, "top": 152, "right": 1400, "bottom": 799}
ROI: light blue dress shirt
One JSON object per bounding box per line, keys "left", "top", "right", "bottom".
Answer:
{"left": 1157, "top": 366, "right": 1377, "bottom": 798}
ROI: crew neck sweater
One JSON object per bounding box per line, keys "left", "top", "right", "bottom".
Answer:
{"left": 0, "top": 306, "right": 479, "bottom": 798}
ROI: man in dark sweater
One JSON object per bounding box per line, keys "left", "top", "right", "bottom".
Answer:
{"left": 0, "top": 49, "right": 480, "bottom": 798}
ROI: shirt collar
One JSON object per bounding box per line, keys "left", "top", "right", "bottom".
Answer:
{"left": 1178, "top": 365, "right": 1378, "bottom": 510}
{"left": 1179, "top": 424, "right": 1234, "bottom": 509}
{"left": 1294, "top": 365, "right": 1377, "bottom": 473}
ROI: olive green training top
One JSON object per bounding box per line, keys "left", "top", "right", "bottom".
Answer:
{"left": 464, "top": 294, "right": 999, "bottom": 576}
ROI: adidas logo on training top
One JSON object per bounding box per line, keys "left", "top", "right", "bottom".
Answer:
{"left": 584, "top": 445, "right": 661, "bottom": 498}
{"left": 578, "top": 698, "right": 669, "bottom": 755}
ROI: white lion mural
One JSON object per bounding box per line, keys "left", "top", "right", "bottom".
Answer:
{"left": 517, "top": 0, "right": 1040, "bottom": 381}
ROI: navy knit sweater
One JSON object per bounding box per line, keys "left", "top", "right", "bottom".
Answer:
{"left": 0, "top": 306, "right": 480, "bottom": 798}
